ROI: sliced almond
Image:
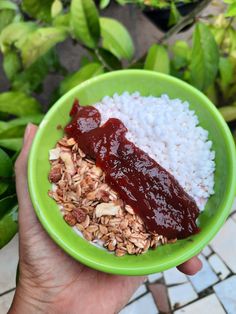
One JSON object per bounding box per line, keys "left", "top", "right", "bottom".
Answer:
{"left": 49, "top": 147, "right": 61, "bottom": 160}
{"left": 95, "top": 203, "right": 121, "bottom": 218}
{"left": 60, "top": 151, "right": 76, "bottom": 175}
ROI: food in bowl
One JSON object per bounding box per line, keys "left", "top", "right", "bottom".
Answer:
{"left": 48, "top": 92, "right": 215, "bottom": 256}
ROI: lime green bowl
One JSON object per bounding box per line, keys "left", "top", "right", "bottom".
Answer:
{"left": 28, "top": 70, "right": 236, "bottom": 275}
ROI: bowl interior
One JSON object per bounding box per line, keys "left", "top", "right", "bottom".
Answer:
{"left": 28, "top": 70, "right": 236, "bottom": 275}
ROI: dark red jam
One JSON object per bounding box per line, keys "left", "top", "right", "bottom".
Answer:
{"left": 65, "top": 99, "right": 200, "bottom": 239}
{"left": 65, "top": 99, "right": 101, "bottom": 136}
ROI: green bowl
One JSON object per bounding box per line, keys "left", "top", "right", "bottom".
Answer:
{"left": 28, "top": 70, "right": 236, "bottom": 275}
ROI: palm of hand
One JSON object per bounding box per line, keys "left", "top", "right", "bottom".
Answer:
{"left": 19, "top": 214, "right": 141, "bottom": 314}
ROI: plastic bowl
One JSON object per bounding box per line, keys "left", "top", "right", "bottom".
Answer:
{"left": 28, "top": 70, "right": 236, "bottom": 275}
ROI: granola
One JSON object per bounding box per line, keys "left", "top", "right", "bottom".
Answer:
{"left": 48, "top": 136, "right": 176, "bottom": 256}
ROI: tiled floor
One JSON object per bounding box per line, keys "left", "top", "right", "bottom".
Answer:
{"left": 1, "top": 208, "right": 236, "bottom": 314}
{"left": 0, "top": 235, "right": 18, "bottom": 314}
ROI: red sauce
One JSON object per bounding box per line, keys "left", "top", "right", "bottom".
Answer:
{"left": 65, "top": 99, "right": 101, "bottom": 137}
{"left": 65, "top": 100, "right": 200, "bottom": 239}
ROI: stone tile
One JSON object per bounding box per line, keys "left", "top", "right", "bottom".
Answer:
{"left": 231, "top": 212, "right": 236, "bottom": 223}
{"left": 188, "top": 255, "right": 218, "bottom": 293}
{"left": 149, "top": 283, "right": 171, "bottom": 313}
{"left": 210, "top": 218, "right": 236, "bottom": 273}
{"left": 202, "top": 245, "right": 212, "bottom": 258}
{"left": 148, "top": 273, "right": 162, "bottom": 283}
{"left": 119, "top": 293, "right": 158, "bottom": 314}
{"left": 230, "top": 197, "right": 236, "bottom": 213}
{"left": 168, "top": 282, "right": 198, "bottom": 310}
{"left": 164, "top": 268, "right": 187, "bottom": 286}
{"left": 0, "top": 290, "right": 15, "bottom": 314}
{"left": 214, "top": 275, "right": 236, "bottom": 314}
{"left": 129, "top": 284, "right": 147, "bottom": 302}
{"left": 174, "top": 294, "right": 226, "bottom": 314}
{"left": 0, "top": 235, "right": 18, "bottom": 294}
{"left": 208, "top": 254, "right": 230, "bottom": 280}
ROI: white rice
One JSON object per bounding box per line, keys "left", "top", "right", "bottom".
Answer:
{"left": 94, "top": 92, "right": 215, "bottom": 211}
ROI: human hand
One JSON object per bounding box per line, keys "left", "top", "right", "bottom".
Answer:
{"left": 9, "top": 124, "right": 202, "bottom": 314}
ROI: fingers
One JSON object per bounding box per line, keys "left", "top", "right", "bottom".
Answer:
{"left": 177, "top": 256, "right": 202, "bottom": 275}
{"left": 112, "top": 275, "right": 147, "bottom": 312}
{"left": 15, "top": 124, "right": 38, "bottom": 229}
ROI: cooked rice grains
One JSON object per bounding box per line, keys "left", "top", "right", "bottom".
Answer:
{"left": 48, "top": 93, "right": 215, "bottom": 256}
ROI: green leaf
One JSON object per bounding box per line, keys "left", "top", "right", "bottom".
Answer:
{"left": 219, "top": 57, "right": 234, "bottom": 91}
{"left": 59, "top": 63, "right": 104, "bottom": 95}
{"left": 3, "top": 51, "right": 21, "bottom": 81}
{"left": 22, "top": 0, "right": 54, "bottom": 22}
{"left": 0, "top": 204, "right": 18, "bottom": 249}
{"left": 8, "top": 114, "right": 44, "bottom": 127}
{"left": 70, "top": 0, "right": 100, "bottom": 49}
{"left": 205, "top": 84, "right": 218, "bottom": 106}
{"left": 219, "top": 106, "right": 236, "bottom": 122}
{"left": 80, "top": 56, "right": 92, "bottom": 67}
{"left": 0, "top": 194, "right": 17, "bottom": 219}
{"left": 0, "top": 10, "right": 15, "bottom": 33}
{"left": 144, "top": 44, "right": 170, "bottom": 74}
{"left": 168, "top": 1, "right": 181, "bottom": 27}
{"left": 0, "top": 1, "right": 18, "bottom": 10}
{"left": 96, "top": 48, "right": 122, "bottom": 70}
{"left": 21, "top": 27, "right": 67, "bottom": 68}
{"left": 0, "top": 92, "right": 40, "bottom": 117}
{"left": 128, "top": 60, "right": 144, "bottom": 69}
{"left": 100, "top": 17, "right": 134, "bottom": 61}
{"left": 225, "top": 2, "right": 236, "bottom": 17}
{"left": 0, "top": 148, "right": 12, "bottom": 195}
{"left": 12, "top": 49, "right": 61, "bottom": 94}
{"left": 0, "top": 121, "right": 8, "bottom": 132}
{"left": 0, "top": 148, "right": 12, "bottom": 178}
{"left": 11, "top": 150, "right": 20, "bottom": 164}
{"left": 100, "top": 0, "right": 110, "bottom": 9}
{"left": 0, "top": 114, "right": 43, "bottom": 140}
{"left": 0, "top": 22, "right": 37, "bottom": 53}
{"left": 0, "top": 138, "right": 23, "bottom": 151}
{"left": 0, "top": 181, "right": 9, "bottom": 196}
{"left": 53, "top": 13, "right": 70, "bottom": 29}
{"left": 172, "top": 40, "right": 190, "bottom": 70}
{"left": 0, "top": 125, "right": 25, "bottom": 139}
{"left": 228, "top": 28, "right": 236, "bottom": 58}
{"left": 51, "top": 0, "right": 63, "bottom": 18}
{"left": 190, "top": 22, "right": 219, "bottom": 91}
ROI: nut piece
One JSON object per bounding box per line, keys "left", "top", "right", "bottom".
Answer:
{"left": 64, "top": 213, "right": 77, "bottom": 226}
{"left": 48, "top": 165, "right": 62, "bottom": 183}
{"left": 115, "top": 249, "right": 126, "bottom": 257}
{"left": 49, "top": 148, "right": 61, "bottom": 160}
{"left": 60, "top": 151, "right": 76, "bottom": 175}
{"left": 125, "top": 205, "right": 134, "bottom": 215}
{"left": 95, "top": 203, "right": 121, "bottom": 218}
{"left": 67, "top": 138, "right": 76, "bottom": 146}
{"left": 73, "top": 208, "right": 87, "bottom": 223}
{"left": 91, "top": 166, "right": 103, "bottom": 177}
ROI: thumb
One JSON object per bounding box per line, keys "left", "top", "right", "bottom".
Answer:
{"left": 15, "top": 124, "right": 38, "bottom": 231}
{"left": 18, "top": 123, "right": 38, "bottom": 164}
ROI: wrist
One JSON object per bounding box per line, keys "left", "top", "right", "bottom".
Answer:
{"left": 9, "top": 279, "right": 54, "bottom": 314}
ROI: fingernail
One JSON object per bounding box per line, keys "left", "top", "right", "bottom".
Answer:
{"left": 23, "top": 123, "right": 32, "bottom": 144}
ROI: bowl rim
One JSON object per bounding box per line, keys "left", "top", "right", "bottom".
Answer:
{"left": 28, "top": 70, "right": 236, "bottom": 275}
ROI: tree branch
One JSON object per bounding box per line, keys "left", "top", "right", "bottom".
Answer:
{"left": 130, "top": 0, "right": 212, "bottom": 67}
{"left": 158, "top": 0, "right": 213, "bottom": 44}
